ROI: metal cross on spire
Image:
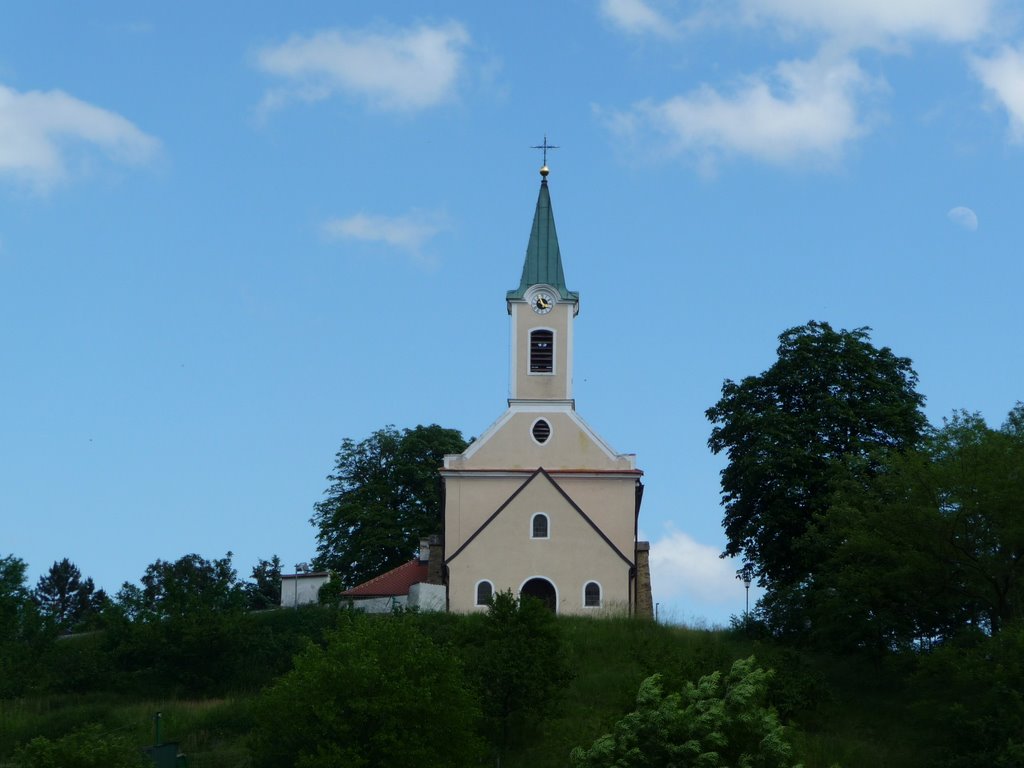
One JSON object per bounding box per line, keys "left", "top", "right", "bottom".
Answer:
{"left": 531, "top": 135, "right": 560, "bottom": 168}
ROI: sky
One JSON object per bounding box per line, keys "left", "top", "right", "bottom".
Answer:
{"left": 2, "top": 0, "right": 1023, "bottom": 627}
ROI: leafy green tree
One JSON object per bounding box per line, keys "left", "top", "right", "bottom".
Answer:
{"left": 12, "top": 723, "right": 146, "bottom": 768}
{"left": 570, "top": 657, "right": 800, "bottom": 768}
{"left": 33, "top": 559, "right": 105, "bottom": 632}
{"left": 477, "top": 590, "right": 574, "bottom": 754}
{"left": 247, "top": 555, "right": 282, "bottom": 610}
{"left": 251, "top": 612, "right": 484, "bottom": 768}
{"left": 813, "top": 405, "right": 1024, "bottom": 648}
{"left": 0, "top": 554, "right": 34, "bottom": 643}
{"left": 106, "top": 553, "right": 249, "bottom": 695}
{"left": 115, "top": 552, "right": 246, "bottom": 621}
{"left": 706, "top": 321, "right": 926, "bottom": 630}
{"left": 312, "top": 424, "right": 467, "bottom": 588}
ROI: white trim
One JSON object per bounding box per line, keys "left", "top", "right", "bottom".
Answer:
{"left": 518, "top": 575, "right": 559, "bottom": 614}
{"left": 441, "top": 469, "right": 642, "bottom": 479}
{"left": 474, "top": 579, "right": 494, "bottom": 608}
{"left": 530, "top": 512, "right": 550, "bottom": 539}
{"left": 530, "top": 417, "right": 553, "bottom": 446}
{"left": 582, "top": 580, "right": 603, "bottom": 609}
{"left": 509, "top": 299, "right": 519, "bottom": 398}
{"left": 527, "top": 326, "right": 556, "bottom": 377}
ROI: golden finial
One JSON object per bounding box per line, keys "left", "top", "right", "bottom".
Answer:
{"left": 540, "top": 165, "right": 549, "bottom": 178}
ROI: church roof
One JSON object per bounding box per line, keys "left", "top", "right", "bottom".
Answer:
{"left": 506, "top": 176, "right": 579, "bottom": 302}
{"left": 340, "top": 560, "right": 428, "bottom": 598}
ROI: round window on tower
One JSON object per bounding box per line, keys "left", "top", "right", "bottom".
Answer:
{"left": 531, "top": 419, "right": 551, "bottom": 445}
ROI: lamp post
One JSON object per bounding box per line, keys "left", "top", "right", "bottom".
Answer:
{"left": 736, "top": 563, "right": 754, "bottom": 617}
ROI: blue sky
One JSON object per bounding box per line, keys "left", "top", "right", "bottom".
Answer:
{"left": 2, "top": 0, "right": 1022, "bottom": 626}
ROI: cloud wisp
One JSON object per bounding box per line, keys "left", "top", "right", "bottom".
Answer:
{"left": 256, "top": 22, "right": 470, "bottom": 115}
{"left": 600, "top": 0, "right": 676, "bottom": 38}
{"left": 741, "top": 0, "right": 995, "bottom": 46}
{"left": 971, "top": 45, "right": 1024, "bottom": 142}
{"left": 322, "top": 210, "right": 448, "bottom": 264}
{"left": 0, "top": 83, "right": 159, "bottom": 192}
{"left": 609, "top": 55, "right": 873, "bottom": 170}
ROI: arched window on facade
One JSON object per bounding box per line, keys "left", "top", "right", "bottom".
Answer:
{"left": 584, "top": 581, "right": 601, "bottom": 608}
{"left": 530, "top": 329, "right": 554, "bottom": 373}
{"left": 531, "top": 513, "right": 549, "bottom": 539}
{"left": 476, "top": 580, "right": 493, "bottom": 606}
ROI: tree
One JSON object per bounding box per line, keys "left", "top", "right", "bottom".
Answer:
{"left": 477, "top": 590, "right": 574, "bottom": 754}
{"left": 706, "top": 321, "right": 926, "bottom": 626}
{"left": 0, "top": 555, "right": 34, "bottom": 644}
{"left": 812, "top": 405, "right": 1024, "bottom": 648}
{"left": 570, "top": 657, "right": 800, "bottom": 768}
{"left": 247, "top": 555, "right": 282, "bottom": 610}
{"left": 115, "top": 552, "right": 246, "bottom": 621}
{"left": 311, "top": 424, "right": 467, "bottom": 588}
{"left": 251, "top": 612, "right": 484, "bottom": 768}
{"left": 33, "top": 559, "right": 105, "bottom": 632}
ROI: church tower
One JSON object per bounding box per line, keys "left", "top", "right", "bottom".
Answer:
{"left": 441, "top": 163, "right": 652, "bottom": 617}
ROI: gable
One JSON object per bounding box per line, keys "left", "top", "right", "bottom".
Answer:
{"left": 444, "top": 403, "right": 636, "bottom": 472}
{"left": 446, "top": 468, "right": 633, "bottom": 568}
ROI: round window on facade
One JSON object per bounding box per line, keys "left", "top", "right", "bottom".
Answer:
{"left": 532, "top": 419, "right": 551, "bottom": 444}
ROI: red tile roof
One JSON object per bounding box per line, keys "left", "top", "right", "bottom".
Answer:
{"left": 340, "top": 560, "right": 429, "bottom": 598}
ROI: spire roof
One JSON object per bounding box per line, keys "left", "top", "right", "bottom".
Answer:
{"left": 506, "top": 175, "right": 578, "bottom": 302}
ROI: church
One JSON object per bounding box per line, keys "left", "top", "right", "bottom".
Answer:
{"left": 439, "top": 162, "right": 653, "bottom": 617}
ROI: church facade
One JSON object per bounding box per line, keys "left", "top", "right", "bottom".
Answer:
{"left": 441, "top": 165, "right": 653, "bottom": 617}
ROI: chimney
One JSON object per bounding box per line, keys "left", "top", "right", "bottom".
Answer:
{"left": 418, "top": 538, "right": 430, "bottom": 564}
{"left": 427, "top": 534, "right": 444, "bottom": 585}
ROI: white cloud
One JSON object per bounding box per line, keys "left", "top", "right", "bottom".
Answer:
{"left": 742, "top": 0, "right": 994, "bottom": 44}
{"left": 322, "top": 211, "right": 448, "bottom": 262}
{"left": 971, "top": 46, "right": 1024, "bottom": 142}
{"left": 600, "top": 0, "right": 674, "bottom": 37}
{"left": 649, "top": 527, "right": 742, "bottom": 605}
{"left": 612, "top": 55, "right": 872, "bottom": 168}
{"left": 0, "top": 83, "right": 159, "bottom": 191}
{"left": 256, "top": 22, "right": 470, "bottom": 114}
{"left": 947, "top": 205, "right": 979, "bottom": 231}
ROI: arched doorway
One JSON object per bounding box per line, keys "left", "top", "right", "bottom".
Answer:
{"left": 520, "top": 577, "right": 557, "bottom": 612}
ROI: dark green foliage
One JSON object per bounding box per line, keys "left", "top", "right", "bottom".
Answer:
{"left": 311, "top": 424, "right": 467, "bottom": 588}
{"left": 0, "top": 555, "right": 51, "bottom": 697}
{"left": 114, "top": 552, "right": 246, "bottom": 621}
{"left": 808, "top": 405, "right": 1024, "bottom": 650}
{"left": 251, "top": 612, "right": 484, "bottom": 768}
{"left": 706, "top": 321, "right": 926, "bottom": 634}
{"left": 12, "top": 723, "right": 147, "bottom": 768}
{"left": 475, "top": 591, "right": 574, "bottom": 753}
{"left": 33, "top": 559, "right": 105, "bottom": 632}
{"left": 1, "top": 555, "right": 35, "bottom": 643}
{"left": 570, "top": 657, "right": 800, "bottom": 768}
{"left": 246, "top": 555, "right": 282, "bottom": 610}
{"left": 912, "top": 622, "right": 1024, "bottom": 768}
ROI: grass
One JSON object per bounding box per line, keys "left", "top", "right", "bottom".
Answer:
{"left": 0, "top": 613, "right": 945, "bottom": 768}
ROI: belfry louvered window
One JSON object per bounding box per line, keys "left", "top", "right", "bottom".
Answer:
{"left": 530, "top": 329, "right": 554, "bottom": 373}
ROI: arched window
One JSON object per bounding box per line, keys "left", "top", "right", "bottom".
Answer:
{"left": 531, "top": 513, "right": 549, "bottom": 539}
{"left": 584, "top": 581, "right": 601, "bottom": 608}
{"left": 476, "top": 580, "right": 493, "bottom": 606}
{"left": 530, "top": 329, "right": 554, "bottom": 373}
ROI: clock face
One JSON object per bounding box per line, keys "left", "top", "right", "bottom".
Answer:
{"left": 532, "top": 291, "right": 554, "bottom": 314}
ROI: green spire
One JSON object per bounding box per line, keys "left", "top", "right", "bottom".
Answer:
{"left": 506, "top": 178, "right": 578, "bottom": 302}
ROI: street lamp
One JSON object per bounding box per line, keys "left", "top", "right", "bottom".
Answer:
{"left": 736, "top": 563, "right": 754, "bottom": 617}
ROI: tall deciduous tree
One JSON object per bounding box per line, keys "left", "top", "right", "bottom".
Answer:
{"left": 115, "top": 552, "right": 245, "bottom": 621}
{"left": 247, "top": 555, "right": 282, "bottom": 610}
{"left": 706, "top": 321, "right": 926, "bottom": 600}
{"left": 311, "top": 424, "right": 467, "bottom": 588}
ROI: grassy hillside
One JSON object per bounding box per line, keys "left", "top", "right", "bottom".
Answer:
{"left": 0, "top": 609, "right": 948, "bottom": 767}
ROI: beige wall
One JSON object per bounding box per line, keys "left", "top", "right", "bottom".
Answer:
{"left": 511, "top": 300, "right": 573, "bottom": 401}
{"left": 446, "top": 474, "right": 632, "bottom": 615}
